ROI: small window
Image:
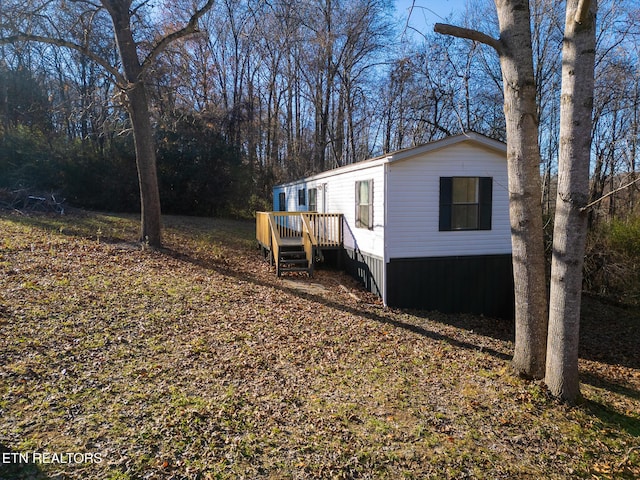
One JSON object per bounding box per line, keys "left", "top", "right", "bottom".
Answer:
{"left": 308, "top": 188, "right": 317, "bottom": 212}
{"left": 452, "top": 177, "right": 479, "bottom": 229}
{"left": 298, "top": 188, "right": 306, "bottom": 206}
{"left": 440, "top": 177, "right": 492, "bottom": 231}
{"left": 355, "top": 180, "right": 373, "bottom": 229}
{"left": 278, "top": 192, "right": 286, "bottom": 211}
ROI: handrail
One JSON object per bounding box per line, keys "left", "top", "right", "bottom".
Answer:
{"left": 301, "top": 214, "right": 319, "bottom": 275}
{"left": 304, "top": 212, "right": 343, "bottom": 247}
{"left": 267, "top": 213, "right": 282, "bottom": 275}
{"left": 259, "top": 211, "right": 342, "bottom": 247}
{"left": 256, "top": 211, "right": 344, "bottom": 276}
{"left": 256, "top": 212, "right": 271, "bottom": 248}
{"left": 301, "top": 214, "right": 319, "bottom": 246}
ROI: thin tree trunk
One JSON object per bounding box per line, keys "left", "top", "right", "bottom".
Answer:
{"left": 104, "top": 0, "right": 162, "bottom": 247}
{"left": 545, "top": 0, "right": 597, "bottom": 404}
{"left": 127, "top": 82, "right": 163, "bottom": 247}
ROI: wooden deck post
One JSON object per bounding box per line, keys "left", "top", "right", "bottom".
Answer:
{"left": 256, "top": 211, "right": 343, "bottom": 276}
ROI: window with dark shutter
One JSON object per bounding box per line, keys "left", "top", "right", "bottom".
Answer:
{"left": 439, "top": 177, "right": 453, "bottom": 231}
{"left": 439, "top": 177, "right": 492, "bottom": 231}
{"left": 478, "top": 177, "right": 493, "bottom": 230}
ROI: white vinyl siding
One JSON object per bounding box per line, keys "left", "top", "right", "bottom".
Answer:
{"left": 272, "top": 134, "right": 511, "bottom": 298}
{"left": 273, "top": 164, "right": 385, "bottom": 259}
{"left": 355, "top": 179, "right": 374, "bottom": 229}
{"left": 385, "top": 143, "right": 511, "bottom": 258}
{"left": 323, "top": 165, "right": 385, "bottom": 258}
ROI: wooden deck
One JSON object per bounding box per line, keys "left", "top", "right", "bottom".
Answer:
{"left": 256, "top": 212, "right": 343, "bottom": 276}
{"left": 280, "top": 237, "right": 303, "bottom": 247}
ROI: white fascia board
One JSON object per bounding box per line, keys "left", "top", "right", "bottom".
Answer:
{"left": 387, "top": 132, "right": 507, "bottom": 164}
{"left": 275, "top": 155, "right": 393, "bottom": 189}
{"left": 275, "top": 133, "right": 507, "bottom": 189}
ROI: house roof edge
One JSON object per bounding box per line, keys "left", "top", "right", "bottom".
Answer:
{"left": 274, "top": 132, "right": 506, "bottom": 189}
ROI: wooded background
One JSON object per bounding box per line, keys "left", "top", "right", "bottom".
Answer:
{"left": 0, "top": 0, "right": 639, "bottom": 300}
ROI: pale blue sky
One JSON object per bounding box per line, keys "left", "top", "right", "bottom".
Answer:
{"left": 394, "top": 0, "right": 471, "bottom": 39}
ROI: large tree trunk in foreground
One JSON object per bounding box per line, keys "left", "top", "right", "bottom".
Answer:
{"left": 494, "top": 0, "right": 548, "bottom": 379}
{"left": 545, "top": 0, "right": 597, "bottom": 404}
{"left": 436, "top": 0, "right": 548, "bottom": 378}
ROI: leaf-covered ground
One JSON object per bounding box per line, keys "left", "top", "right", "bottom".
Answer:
{"left": 0, "top": 211, "right": 638, "bottom": 479}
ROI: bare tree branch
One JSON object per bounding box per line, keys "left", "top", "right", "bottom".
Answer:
{"left": 581, "top": 175, "right": 640, "bottom": 212}
{"left": 141, "top": 0, "right": 215, "bottom": 73}
{"left": 130, "top": 0, "right": 153, "bottom": 19}
{"left": 433, "top": 23, "right": 503, "bottom": 55}
{"left": 67, "top": 0, "right": 103, "bottom": 8}
{"left": 575, "top": 0, "right": 592, "bottom": 24}
{"left": 0, "top": 33, "right": 125, "bottom": 85}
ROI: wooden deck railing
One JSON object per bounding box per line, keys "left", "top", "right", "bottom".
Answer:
{"left": 257, "top": 211, "right": 343, "bottom": 276}
{"left": 256, "top": 212, "right": 343, "bottom": 249}
{"left": 304, "top": 212, "right": 342, "bottom": 247}
{"left": 301, "top": 214, "right": 318, "bottom": 275}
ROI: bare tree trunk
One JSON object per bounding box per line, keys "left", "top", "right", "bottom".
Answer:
{"left": 495, "top": 0, "right": 548, "bottom": 379}
{"left": 436, "top": 0, "right": 548, "bottom": 379}
{"left": 545, "top": 0, "right": 597, "bottom": 404}
{"left": 128, "top": 83, "right": 163, "bottom": 247}
{"left": 104, "top": 0, "right": 162, "bottom": 247}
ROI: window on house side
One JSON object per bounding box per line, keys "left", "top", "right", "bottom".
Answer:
{"left": 308, "top": 188, "right": 317, "bottom": 212}
{"left": 355, "top": 180, "right": 373, "bottom": 229}
{"left": 452, "top": 177, "right": 479, "bottom": 229}
{"left": 439, "top": 177, "right": 492, "bottom": 231}
{"left": 298, "top": 188, "right": 306, "bottom": 206}
{"left": 278, "top": 192, "right": 286, "bottom": 211}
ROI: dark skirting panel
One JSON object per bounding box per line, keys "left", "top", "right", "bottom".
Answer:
{"left": 386, "top": 254, "right": 514, "bottom": 319}
{"left": 342, "top": 247, "right": 384, "bottom": 298}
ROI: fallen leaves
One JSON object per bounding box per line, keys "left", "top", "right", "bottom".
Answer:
{"left": 0, "top": 212, "right": 639, "bottom": 479}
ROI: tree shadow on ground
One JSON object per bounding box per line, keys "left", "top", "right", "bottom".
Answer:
{"left": 407, "top": 307, "right": 516, "bottom": 343}
{"left": 408, "top": 294, "right": 640, "bottom": 372}
{"left": 579, "top": 295, "right": 640, "bottom": 370}
{"left": 168, "top": 245, "right": 640, "bottom": 402}
{"left": 581, "top": 371, "right": 640, "bottom": 402}
{"left": 6, "top": 210, "right": 637, "bottom": 405}
{"left": 11, "top": 211, "right": 635, "bottom": 368}
{"left": 165, "top": 247, "right": 515, "bottom": 364}
{"left": 582, "top": 399, "right": 640, "bottom": 438}
{"left": 165, "top": 241, "right": 640, "bottom": 371}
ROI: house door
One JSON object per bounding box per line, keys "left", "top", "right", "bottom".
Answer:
{"left": 320, "top": 184, "right": 327, "bottom": 213}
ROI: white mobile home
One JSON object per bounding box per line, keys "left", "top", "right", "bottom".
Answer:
{"left": 270, "top": 132, "right": 514, "bottom": 318}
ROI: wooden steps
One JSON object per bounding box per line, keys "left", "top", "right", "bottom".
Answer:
{"left": 256, "top": 212, "right": 343, "bottom": 278}
{"left": 277, "top": 244, "right": 311, "bottom": 276}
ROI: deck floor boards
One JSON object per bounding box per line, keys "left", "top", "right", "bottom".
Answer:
{"left": 280, "top": 237, "right": 303, "bottom": 246}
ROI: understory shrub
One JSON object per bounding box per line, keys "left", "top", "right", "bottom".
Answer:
{"left": 584, "top": 217, "right": 640, "bottom": 305}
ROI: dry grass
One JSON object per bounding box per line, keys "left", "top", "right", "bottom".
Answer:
{"left": 0, "top": 211, "right": 638, "bottom": 479}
